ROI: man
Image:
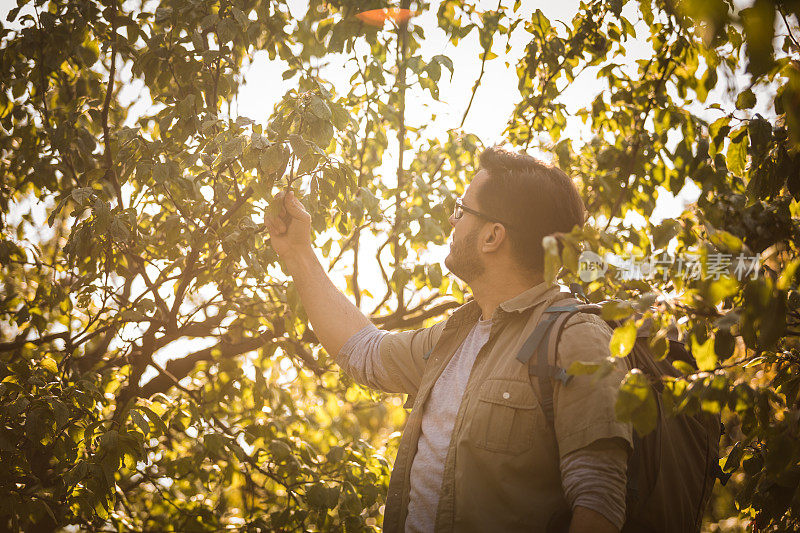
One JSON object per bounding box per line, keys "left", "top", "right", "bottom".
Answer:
{"left": 265, "top": 146, "right": 632, "bottom": 533}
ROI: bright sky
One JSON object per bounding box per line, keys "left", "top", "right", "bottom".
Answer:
{"left": 232, "top": 0, "right": 701, "bottom": 228}
{"left": 224, "top": 0, "right": 706, "bottom": 330}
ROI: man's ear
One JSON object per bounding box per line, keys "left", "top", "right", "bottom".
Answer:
{"left": 482, "top": 223, "right": 506, "bottom": 251}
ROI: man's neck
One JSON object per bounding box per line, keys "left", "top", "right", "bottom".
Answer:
{"left": 469, "top": 268, "right": 544, "bottom": 321}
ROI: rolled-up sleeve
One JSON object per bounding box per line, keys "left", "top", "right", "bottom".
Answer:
{"left": 560, "top": 437, "right": 630, "bottom": 529}
{"left": 336, "top": 321, "right": 446, "bottom": 395}
{"left": 336, "top": 324, "right": 391, "bottom": 390}
{"left": 553, "top": 313, "right": 634, "bottom": 458}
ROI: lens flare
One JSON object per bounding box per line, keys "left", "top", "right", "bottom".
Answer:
{"left": 355, "top": 8, "right": 417, "bottom": 27}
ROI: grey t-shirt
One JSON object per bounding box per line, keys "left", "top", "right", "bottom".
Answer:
{"left": 405, "top": 316, "right": 492, "bottom": 532}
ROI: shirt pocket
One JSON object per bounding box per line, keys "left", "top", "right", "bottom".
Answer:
{"left": 469, "top": 378, "right": 540, "bottom": 455}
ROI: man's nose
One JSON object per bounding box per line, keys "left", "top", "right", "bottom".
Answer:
{"left": 448, "top": 214, "right": 456, "bottom": 228}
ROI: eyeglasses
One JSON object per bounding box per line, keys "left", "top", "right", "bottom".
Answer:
{"left": 453, "top": 197, "right": 513, "bottom": 227}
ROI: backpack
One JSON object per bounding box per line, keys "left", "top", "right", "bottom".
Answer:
{"left": 517, "top": 293, "right": 725, "bottom": 533}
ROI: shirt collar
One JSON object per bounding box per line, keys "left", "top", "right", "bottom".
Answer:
{"left": 448, "top": 280, "right": 563, "bottom": 326}
{"left": 497, "top": 280, "right": 562, "bottom": 315}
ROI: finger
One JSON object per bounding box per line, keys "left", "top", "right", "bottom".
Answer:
{"left": 281, "top": 191, "right": 301, "bottom": 218}
{"left": 264, "top": 217, "right": 287, "bottom": 235}
{"left": 286, "top": 191, "right": 310, "bottom": 219}
{"left": 285, "top": 190, "right": 299, "bottom": 210}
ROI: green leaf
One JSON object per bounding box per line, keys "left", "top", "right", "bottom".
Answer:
{"left": 600, "top": 300, "right": 635, "bottom": 321}
{"left": 672, "top": 360, "right": 695, "bottom": 375}
{"left": 615, "top": 369, "right": 658, "bottom": 435}
{"left": 432, "top": 54, "right": 454, "bottom": 77}
{"left": 288, "top": 134, "right": 309, "bottom": 157}
{"left": 309, "top": 95, "right": 332, "bottom": 121}
{"left": 110, "top": 218, "right": 131, "bottom": 242}
{"left": 203, "top": 433, "right": 226, "bottom": 456}
{"left": 71, "top": 187, "right": 95, "bottom": 205}
{"left": 309, "top": 121, "right": 334, "bottom": 148}
{"left": 561, "top": 242, "right": 579, "bottom": 274}
{"left": 567, "top": 360, "right": 603, "bottom": 375}
{"left": 714, "top": 329, "right": 736, "bottom": 359}
{"left": 358, "top": 187, "right": 380, "bottom": 217}
{"left": 710, "top": 117, "right": 731, "bottom": 147}
{"left": 48, "top": 196, "right": 68, "bottom": 227}
{"left": 130, "top": 409, "right": 150, "bottom": 436}
{"left": 296, "top": 153, "right": 319, "bottom": 175}
{"left": 726, "top": 130, "right": 748, "bottom": 176}
{"left": 306, "top": 484, "right": 333, "bottom": 508}
{"left": 648, "top": 333, "right": 670, "bottom": 360}
{"left": 707, "top": 229, "right": 743, "bottom": 253}
{"left": 652, "top": 219, "right": 681, "bottom": 250}
{"left": 326, "top": 445, "right": 345, "bottom": 464}
{"left": 427, "top": 263, "right": 443, "bottom": 288}
{"left": 139, "top": 406, "right": 169, "bottom": 436}
{"left": 269, "top": 439, "right": 293, "bottom": 461}
{"left": 6, "top": 6, "right": 22, "bottom": 23}
{"left": 724, "top": 441, "right": 744, "bottom": 473}
{"left": 260, "top": 142, "right": 291, "bottom": 178}
{"left": 330, "top": 103, "right": 351, "bottom": 130}
{"left": 542, "top": 235, "right": 560, "bottom": 283}
{"left": 736, "top": 89, "right": 757, "bottom": 110}
{"left": 741, "top": 0, "right": 775, "bottom": 77}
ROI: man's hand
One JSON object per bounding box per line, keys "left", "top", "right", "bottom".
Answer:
{"left": 261, "top": 188, "right": 373, "bottom": 356}
{"left": 264, "top": 190, "right": 312, "bottom": 259}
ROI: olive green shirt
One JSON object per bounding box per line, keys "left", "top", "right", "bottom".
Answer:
{"left": 351, "top": 282, "right": 633, "bottom": 532}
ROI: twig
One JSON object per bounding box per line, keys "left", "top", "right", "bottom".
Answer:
{"left": 778, "top": 7, "right": 800, "bottom": 52}
{"left": 32, "top": 4, "right": 80, "bottom": 186}
{"left": 146, "top": 358, "right": 299, "bottom": 502}
{"left": 460, "top": 0, "right": 502, "bottom": 129}
{"left": 602, "top": 53, "right": 677, "bottom": 231}
{"left": 101, "top": 1, "right": 124, "bottom": 209}
{"left": 391, "top": 0, "right": 412, "bottom": 315}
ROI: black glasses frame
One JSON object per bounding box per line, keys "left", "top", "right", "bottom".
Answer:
{"left": 453, "top": 198, "right": 514, "bottom": 228}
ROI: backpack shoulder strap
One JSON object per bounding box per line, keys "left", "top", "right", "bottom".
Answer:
{"left": 516, "top": 298, "right": 601, "bottom": 426}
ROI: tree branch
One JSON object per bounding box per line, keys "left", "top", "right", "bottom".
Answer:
{"left": 138, "top": 331, "right": 276, "bottom": 398}
{"left": 373, "top": 299, "right": 461, "bottom": 330}
{"left": 0, "top": 330, "right": 69, "bottom": 353}
{"left": 101, "top": 0, "right": 124, "bottom": 209}
{"left": 778, "top": 6, "right": 800, "bottom": 53}
{"left": 391, "top": 0, "right": 412, "bottom": 315}
{"left": 603, "top": 52, "right": 677, "bottom": 229}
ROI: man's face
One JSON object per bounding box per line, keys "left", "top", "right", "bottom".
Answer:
{"left": 444, "top": 171, "right": 489, "bottom": 284}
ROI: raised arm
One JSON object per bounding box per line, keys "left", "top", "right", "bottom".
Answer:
{"left": 265, "top": 190, "right": 444, "bottom": 396}
{"left": 264, "top": 190, "right": 372, "bottom": 357}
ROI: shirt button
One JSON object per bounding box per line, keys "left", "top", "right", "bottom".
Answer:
{"left": 502, "top": 392, "right": 510, "bottom": 399}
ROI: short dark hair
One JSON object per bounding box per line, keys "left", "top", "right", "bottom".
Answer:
{"left": 475, "top": 146, "right": 586, "bottom": 274}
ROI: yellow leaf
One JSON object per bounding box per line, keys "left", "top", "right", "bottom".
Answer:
{"left": 41, "top": 357, "right": 58, "bottom": 374}
{"left": 692, "top": 334, "right": 717, "bottom": 371}
{"left": 778, "top": 258, "right": 800, "bottom": 291}
{"left": 609, "top": 320, "right": 638, "bottom": 358}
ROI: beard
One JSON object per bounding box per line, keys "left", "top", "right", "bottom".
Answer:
{"left": 444, "top": 227, "right": 485, "bottom": 284}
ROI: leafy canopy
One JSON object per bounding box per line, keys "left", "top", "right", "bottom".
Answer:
{"left": 0, "top": 0, "right": 799, "bottom": 531}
